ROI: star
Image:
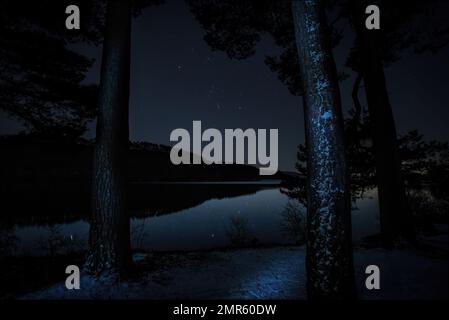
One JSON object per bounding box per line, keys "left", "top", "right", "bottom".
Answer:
{"left": 208, "top": 84, "right": 216, "bottom": 97}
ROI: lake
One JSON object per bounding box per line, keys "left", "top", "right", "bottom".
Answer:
{"left": 5, "top": 185, "right": 380, "bottom": 256}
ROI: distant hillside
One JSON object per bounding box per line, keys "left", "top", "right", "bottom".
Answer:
{"left": 0, "top": 135, "right": 290, "bottom": 188}
{"left": 0, "top": 135, "right": 293, "bottom": 220}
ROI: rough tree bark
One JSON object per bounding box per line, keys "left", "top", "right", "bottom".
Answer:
{"left": 351, "top": 72, "right": 363, "bottom": 123}
{"left": 84, "top": 0, "right": 132, "bottom": 278}
{"left": 351, "top": 0, "right": 415, "bottom": 246}
{"left": 292, "top": 0, "right": 356, "bottom": 299}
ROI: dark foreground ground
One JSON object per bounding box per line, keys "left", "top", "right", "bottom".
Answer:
{"left": 16, "top": 243, "right": 448, "bottom": 300}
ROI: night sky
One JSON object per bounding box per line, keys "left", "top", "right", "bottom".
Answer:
{"left": 1, "top": 0, "right": 448, "bottom": 171}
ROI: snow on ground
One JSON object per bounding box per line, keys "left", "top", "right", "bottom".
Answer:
{"left": 23, "top": 246, "right": 448, "bottom": 300}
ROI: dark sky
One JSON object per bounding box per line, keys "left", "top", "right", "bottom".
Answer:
{"left": 1, "top": 0, "right": 448, "bottom": 171}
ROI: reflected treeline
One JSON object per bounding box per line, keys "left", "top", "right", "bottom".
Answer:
{"left": 1, "top": 183, "right": 275, "bottom": 226}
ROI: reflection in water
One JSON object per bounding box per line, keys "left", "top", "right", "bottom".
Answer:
{"left": 9, "top": 187, "right": 380, "bottom": 256}
{"left": 351, "top": 189, "right": 380, "bottom": 241}
{"left": 131, "top": 188, "right": 290, "bottom": 251}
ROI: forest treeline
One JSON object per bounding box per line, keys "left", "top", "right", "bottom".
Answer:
{"left": 0, "top": 134, "right": 271, "bottom": 186}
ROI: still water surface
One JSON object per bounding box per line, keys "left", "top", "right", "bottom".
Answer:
{"left": 12, "top": 187, "right": 380, "bottom": 256}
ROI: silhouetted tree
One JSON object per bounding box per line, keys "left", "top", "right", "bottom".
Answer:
{"left": 0, "top": 0, "right": 157, "bottom": 138}
{"left": 398, "top": 131, "right": 449, "bottom": 201}
{"left": 346, "top": 0, "right": 449, "bottom": 245}
{"left": 1, "top": 0, "right": 163, "bottom": 277}
{"left": 348, "top": 0, "right": 411, "bottom": 245}
{"left": 84, "top": 0, "right": 162, "bottom": 278}
{"left": 0, "top": 0, "right": 103, "bottom": 138}
{"left": 84, "top": 0, "right": 133, "bottom": 278}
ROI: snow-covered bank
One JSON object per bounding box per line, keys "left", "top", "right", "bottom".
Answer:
{"left": 23, "top": 246, "right": 448, "bottom": 300}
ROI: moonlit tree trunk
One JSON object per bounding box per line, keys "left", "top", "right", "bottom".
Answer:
{"left": 292, "top": 0, "right": 356, "bottom": 299}
{"left": 84, "top": 0, "right": 132, "bottom": 278}
{"left": 351, "top": 0, "right": 415, "bottom": 246}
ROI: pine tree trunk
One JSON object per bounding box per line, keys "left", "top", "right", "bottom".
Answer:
{"left": 351, "top": 0, "right": 415, "bottom": 246}
{"left": 292, "top": 0, "right": 356, "bottom": 299}
{"left": 84, "top": 0, "right": 132, "bottom": 278}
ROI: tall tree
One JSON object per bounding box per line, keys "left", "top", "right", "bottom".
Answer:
{"left": 189, "top": 0, "right": 355, "bottom": 299}
{"left": 82, "top": 0, "right": 161, "bottom": 277}
{"left": 84, "top": 0, "right": 133, "bottom": 278}
{"left": 291, "top": 0, "right": 355, "bottom": 299}
{"left": 348, "top": 0, "right": 412, "bottom": 245}
{"left": 276, "top": 0, "right": 449, "bottom": 245}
